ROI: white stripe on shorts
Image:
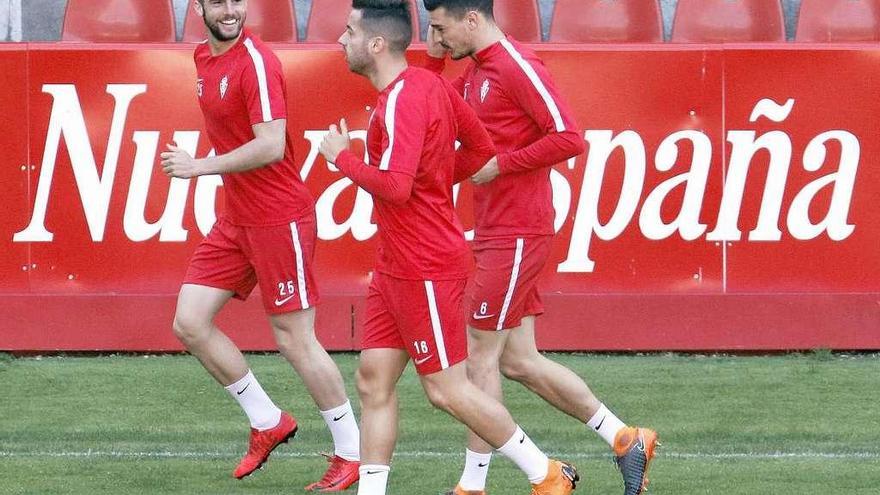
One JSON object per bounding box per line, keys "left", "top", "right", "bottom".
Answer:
{"left": 424, "top": 281, "right": 450, "bottom": 369}
{"left": 290, "top": 222, "right": 309, "bottom": 309}
{"left": 496, "top": 238, "right": 525, "bottom": 331}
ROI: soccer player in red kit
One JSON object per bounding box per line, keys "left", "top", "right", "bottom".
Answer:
{"left": 423, "top": 2, "right": 659, "bottom": 495}
{"left": 318, "top": 2, "right": 579, "bottom": 494}
{"left": 160, "top": 1, "right": 359, "bottom": 490}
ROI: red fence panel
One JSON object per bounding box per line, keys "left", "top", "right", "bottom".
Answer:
{"left": 0, "top": 47, "right": 30, "bottom": 296}
{"left": 1, "top": 44, "right": 878, "bottom": 351}
{"left": 722, "top": 49, "right": 880, "bottom": 294}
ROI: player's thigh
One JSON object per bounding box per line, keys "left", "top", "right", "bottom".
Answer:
{"left": 382, "top": 276, "right": 469, "bottom": 377}
{"left": 183, "top": 219, "right": 257, "bottom": 303}
{"left": 466, "top": 324, "right": 510, "bottom": 364}
{"left": 268, "top": 307, "right": 317, "bottom": 347}
{"left": 358, "top": 288, "right": 411, "bottom": 401}
{"left": 416, "top": 360, "right": 472, "bottom": 408}
{"left": 174, "top": 284, "right": 234, "bottom": 331}
{"left": 362, "top": 274, "right": 407, "bottom": 353}
{"left": 469, "top": 236, "right": 552, "bottom": 332}
{"left": 500, "top": 315, "right": 542, "bottom": 364}
{"left": 246, "top": 216, "right": 320, "bottom": 315}
{"left": 357, "top": 347, "right": 410, "bottom": 397}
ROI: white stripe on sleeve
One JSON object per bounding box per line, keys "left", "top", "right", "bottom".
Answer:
{"left": 379, "top": 80, "right": 406, "bottom": 171}
{"left": 499, "top": 39, "right": 565, "bottom": 132}
{"left": 243, "top": 38, "right": 273, "bottom": 122}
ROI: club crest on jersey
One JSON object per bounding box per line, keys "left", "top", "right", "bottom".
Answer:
{"left": 480, "top": 79, "right": 490, "bottom": 102}
{"left": 196, "top": 78, "right": 204, "bottom": 98}
{"left": 220, "top": 75, "right": 229, "bottom": 99}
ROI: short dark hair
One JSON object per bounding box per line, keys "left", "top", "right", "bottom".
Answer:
{"left": 352, "top": 0, "right": 413, "bottom": 53}
{"left": 423, "top": 0, "right": 494, "bottom": 20}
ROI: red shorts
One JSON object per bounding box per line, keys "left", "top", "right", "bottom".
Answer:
{"left": 362, "top": 273, "right": 468, "bottom": 376}
{"left": 469, "top": 236, "right": 553, "bottom": 331}
{"left": 183, "top": 214, "right": 320, "bottom": 314}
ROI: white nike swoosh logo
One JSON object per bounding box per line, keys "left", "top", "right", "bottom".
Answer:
{"left": 472, "top": 313, "right": 497, "bottom": 320}
{"left": 414, "top": 355, "right": 433, "bottom": 365}
{"left": 274, "top": 295, "right": 296, "bottom": 307}
{"left": 636, "top": 437, "right": 646, "bottom": 453}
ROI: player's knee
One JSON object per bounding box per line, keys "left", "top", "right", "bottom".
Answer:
{"left": 274, "top": 330, "right": 304, "bottom": 357}
{"left": 466, "top": 362, "right": 498, "bottom": 386}
{"left": 171, "top": 313, "right": 209, "bottom": 345}
{"left": 355, "top": 366, "right": 390, "bottom": 405}
{"left": 422, "top": 381, "right": 453, "bottom": 411}
{"left": 354, "top": 368, "right": 370, "bottom": 399}
{"left": 499, "top": 356, "right": 534, "bottom": 383}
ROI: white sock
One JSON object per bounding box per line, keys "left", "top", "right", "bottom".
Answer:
{"left": 357, "top": 465, "right": 390, "bottom": 495}
{"left": 496, "top": 426, "right": 549, "bottom": 484}
{"left": 587, "top": 403, "right": 627, "bottom": 447}
{"left": 458, "top": 449, "right": 492, "bottom": 491}
{"left": 319, "top": 400, "right": 360, "bottom": 461}
{"left": 224, "top": 370, "right": 282, "bottom": 431}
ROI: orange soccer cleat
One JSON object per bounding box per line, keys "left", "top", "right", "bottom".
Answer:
{"left": 530, "top": 459, "right": 579, "bottom": 495}
{"left": 444, "top": 486, "right": 488, "bottom": 495}
{"left": 613, "top": 426, "right": 659, "bottom": 495}
{"left": 233, "top": 411, "right": 298, "bottom": 479}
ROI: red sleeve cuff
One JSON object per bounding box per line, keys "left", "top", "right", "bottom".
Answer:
{"left": 496, "top": 152, "right": 513, "bottom": 175}
{"left": 335, "top": 149, "right": 360, "bottom": 171}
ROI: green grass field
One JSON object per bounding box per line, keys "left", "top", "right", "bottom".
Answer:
{"left": 1, "top": 352, "right": 878, "bottom": 494}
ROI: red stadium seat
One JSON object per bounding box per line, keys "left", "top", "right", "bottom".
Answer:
{"left": 671, "top": 0, "right": 785, "bottom": 42}
{"left": 796, "top": 0, "right": 880, "bottom": 42}
{"left": 494, "top": 0, "right": 542, "bottom": 42}
{"left": 549, "top": 0, "right": 663, "bottom": 43}
{"left": 306, "top": 0, "right": 421, "bottom": 42}
{"left": 62, "top": 0, "right": 176, "bottom": 42}
{"left": 182, "top": 0, "right": 298, "bottom": 43}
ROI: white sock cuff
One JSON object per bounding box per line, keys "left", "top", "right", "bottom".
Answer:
{"left": 497, "top": 426, "right": 549, "bottom": 484}
{"left": 587, "top": 403, "right": 627, "bottom": 447}
{"left": 358, "top": 465, "right": 390, "bottom": 495}
{"left": 465, "top": 449, "right": 493, "bottom": 464}
{"left": 320, "top": 400, "right": 360, "bottom": 461}
{"left": 499, "top": 425, "right": 527, "bottom": 452}
{"left": 459, "top": 449, "right": 493, "bottom": 491}
{"left": 224, "top": 369, "right": 281, "bottom": 431}
{"left": 359, "top": 464, "right": 391, "bottom": 474}
{"left": 224, "top": 370, "right": 254, "bottom": 392}
{"left": 320, "top": 400, "right": 354, "bottom": 420}
{"left": 586, "top": 404, "right": 610, "bottom": 427}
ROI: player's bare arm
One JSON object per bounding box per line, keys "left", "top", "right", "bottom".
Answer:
{"left": 161, "top": 119, "right": 287, "bottom": 178}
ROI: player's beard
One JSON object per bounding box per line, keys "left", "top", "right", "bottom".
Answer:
{"left": 203, "top": 12, "right": 245, "bottom": 42}
{"left": 445, "top": 40, "right": 474, "bottom": 61}
{"left": 345, "top": 44, "right": 374, "bottom": 76}
{"left": 448, "top": 48, "right": 471, "bottom": 61}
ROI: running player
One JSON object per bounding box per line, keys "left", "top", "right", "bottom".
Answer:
{"left": 161, "top": 1, "right": 360, "bottom": 490}
{"left": 318, "top": 2, "right": 579, "bottom": 494}
{"left": 423, "top": 1, "right": 659, "bottom": 494}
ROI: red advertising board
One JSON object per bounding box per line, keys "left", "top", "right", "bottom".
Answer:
{"left": 0, "top": 47, "right": 29, "bottom": 295}
{"left": 1, "top": 44, "right": 878, "bottom": 351}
